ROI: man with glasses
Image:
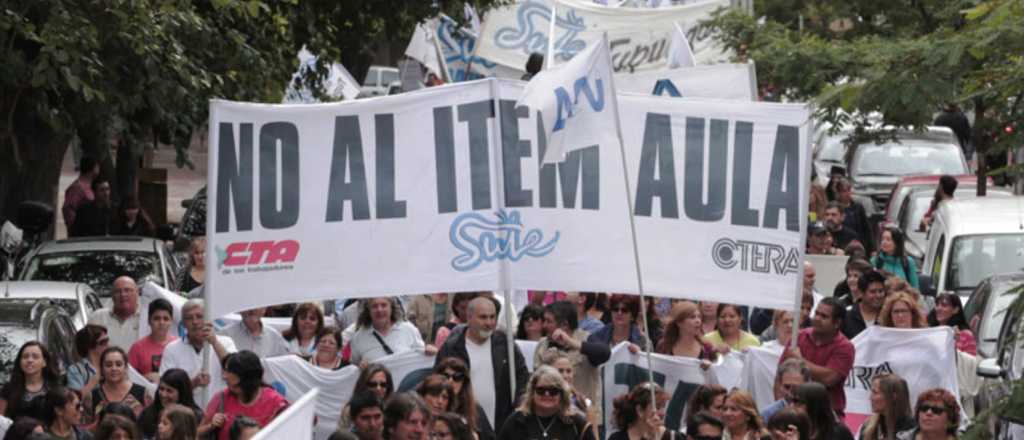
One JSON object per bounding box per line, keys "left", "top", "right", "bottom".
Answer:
{"left": 350, "top": 392, "right": 385, "bottom": 440}
{"left": 88, "top": 276, "right": 141, "bottom": 349}
{"left": 842, "top": 270, "right": 887, "bottom": 338}
{"left": 782, "top": 297, "right": 855, "bottom": 418}
{"left": 159, "top": 299, "right": 237, "bottom": 407}
{"left": 759, "top": 359, "right": 811, "bottom": 420}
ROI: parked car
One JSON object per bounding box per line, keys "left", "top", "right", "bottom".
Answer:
{"left": 977, "top": 289, "right": 1024, "bottom": 439}
{"left": 848, "top": 127, "right": 969, "bottom": 209}
{"left": 18, "top": 236, "right": 180, "bottom": 299}
{"left": 171, "top": 186, "right": 206, "bottom": 268}
{"left": 881, "top": 174, "right": 993, "bottom": 229}
{"left": 921, "top": 197, "right": 1024, "bottom": 301}
{"left": 0, "top": 281, "right": 102, "bottom": 382}
{"left": 964, "top": 273, "right": 1024, "bottom": 359}
{"left": 359, "top": 65, "right": 399, "bottom": 98}
{"left": 894, "top": 186, "right": 1013, "bottom": 262}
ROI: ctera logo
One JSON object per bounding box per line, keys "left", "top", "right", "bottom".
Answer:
{"left": 449, "top": 210, "right": 559, "bottom": 272}
{"left": 216, "top": 240, "right": 300, "bottom": 269}
{"left": 710, "top": 238, "right": 800, "bottom": 275}
{"left": 552, "top": 75, "right": 606, "bottom": 132}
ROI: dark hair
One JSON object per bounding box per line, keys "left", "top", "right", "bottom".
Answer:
{"left": 927, "top": 293, "right": 969, "bottom": 330}
{"left": 356, "top": 364, "right": 395, "bottom": 399}
{"left": 317, "top": 325, "right": 343, "bottom": 347}
{"left": 358, "top": 297, "right": 403, "bottom": 330}
{"left": 450, "top": 293, "right": 478, "bottom": 321}
{"left": 766, "top": 407, "right": 811, "bottom": 440}
{"left": 117, "top": 197, "right": 156, "bottom": 236}
{"left": 43, "top": 387, "right": 81, "bottom": 425}
{"left": 75, "top": 324, "right": 108, "bottom": 358}
{"left": 5, "top": 341, "right": 60, "bottom": 418}
{"left": 351, "top": 391, "right": 385, "bottom": 419}
{"left": 878, "top": 226, "right": 907, "bottom": 259}
{"left": 516, "top": 304, "right": 546, "bottom": 339}
{"left": 793, "top": 383, "right": 838, "bottom": 440}
{"left": 99, "top": 402, "right": 138, "bottom": 424}
{"left": 139, "top": 368, "right": 199, "bottom": 437}
{"left": 99, "top": 346, "right": 129, "bottom": 383}
{"left": 684, "top": 384, "right": 727, "bottom": 423}
{"left": 613, "top": 382, "right": 668, "bottom": 430}
{"left": 432, "top": 357, "right": 478, "bottom": 431}
{"left": 580, "top": 292, "right": 597, "bottom": 311}
{"left": 416, "top": 374, "right": 453, "bottom": 412}
{"left": 608, "top": 294, "right": 640, "bottom": 319}
{"left": 914, "top": 388, "right": 960, "bottom": 434}
{"left": 91, "top": 176, "right": 111, "bottom": 192}
{"left": 95, "top": 414, "right": 140, "bottom": 440}
{"left": 283, "top": 302, "right": 324, "bottom": 342}
{"left": 845, "top": 257, "right": 873, "bottom": 275}
{"left": 938, "top": 175, "right": 958, "bottom": 196}
{"left": 148, "top": 298, "right": 174, "bottom": 322}
{"left": 824, "top": 201, "right": 843, "bottom": 213}
{"left": 224, "top": 351, "right": 265, "bottom": 403}
{"left": 716, "top": 303, "right": 743, "bottom": 321}
{"left": 545, "top": 301, "right": 578, "bottom": 331}
{"left": 383, "top": 393, "right": 430, "bottom": 440}
{"left": 79, "top": 157, "right": 98, "bottom": 175}
{"left": 858, "top": 270, "right": 888, "bottom": 293}
{"left": 229, "top": 415, "right": 261, "bottom": 440}
{"left": 3, "top": 417, "right": 44, "bottom": 440}
{"left": 435, "top": 412, "right": 475, "bottom": 440}
{"left": 525, "top": 53, "right": 544, "bottom": 75}
{"left": 328, "top": 431, "right": 360, "bottom": 440}
{"left": 686, "top": 411, "right": 724, "bottom": 438}
{"left": 817, "top": 297, "right": 846, "bottom": 327}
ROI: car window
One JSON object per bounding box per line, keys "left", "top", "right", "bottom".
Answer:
{"left": 41, "top": 310, "right": 75, "bottom": 371}
{"left": 22, "top": 251, "right": 163, "bottom": 295}
{"left": 948, "top": 234, "right": 1024, "bottom": 290}
{"left": 931, "top": 235, "right": 945, "bottom": 280}
{"left": 364, "top": 69, "right": 379, "bottom": 87}
{"left": 982, "top": 289, "right": 1020, "bottom": 343}
{"left": 380, "top": 69, "right": 399, "bottom": 87}
{"left": 964, "top": 282, "right": 989, "bottom": 321}
{"left": 851, "top": 143, "right": 967, "bottom": 177}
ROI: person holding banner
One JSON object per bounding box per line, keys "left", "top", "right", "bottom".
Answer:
{"left": 535, "top": 301, "right": 610, "bottom": 405}
{"left": 704, "top": 304, "right": 761, "bottom": 352}
{"left": 310, "top": 326, "right": 346, "bottom": 370}
{"left": 878, "top": 293, "right": 927, "bottom": 329}
{"left": 496, "top": 366, "right": 595, "bottom": 440}
{"left": 656, "top": 301, "right": 717, "bottom": 365}
{"left": 282, "top": 303, "right": 324, "bottom": 358}
{"left": 159, "top": 300, "right": 237, "bottom": 409}
{"left": 897, "top": 389, "right": 960, "bottom": 440}
{"left": 782, "top": 298, "right": 854, "bottom": 419}
{"left": 218, "top": 307, "right": 289, "bottom": 359}
{"left": 859, "top": 374, "right": 914, "bottom": 440}
{"left": 350, "top": 298, "right": 432, "bottom": 366}
{"left": 587, "top": 295, "right": 646, "bottom": 352}
{"left": 198, "top": 351, "right": 288, "bottom": 440}
{"left": 609, "top": 382, "right": 677, "bottom": 440}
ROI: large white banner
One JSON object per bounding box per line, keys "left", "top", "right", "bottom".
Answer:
{"left": 206, "top": 78, "right": 809, "bottom": 318}
{"left": 476, "top": 0, "right": 732, "bottom": 73}
{"left": 614, "top": 63, "right": 756, "bottom": 101}
{"left": 253, "top": 387, "right": 319, "bottom": 440}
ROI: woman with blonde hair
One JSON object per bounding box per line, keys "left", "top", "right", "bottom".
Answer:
{"left": 496, "top": 366, "right": 594, "bottom": 440}
{"left": 179, "top": 236, "right": 206, "bottom": 294}
{"left": 721, "top": 389, "right": 768, "bottom": 440}
{"left": 859, "top": 374, "right": 914, "bottom": 440}
{"left": 656, "top": 302, "right": 716, "bottom": 366}
{"left": 879, "top": 293, "right": 927, "bottom": 329}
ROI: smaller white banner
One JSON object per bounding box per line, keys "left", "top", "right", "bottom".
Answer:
{"left": 614, "top": 63, "right": 756, "bottom": 101}
{"left": 253, "top": 387, "right": 319, "bottom": 440}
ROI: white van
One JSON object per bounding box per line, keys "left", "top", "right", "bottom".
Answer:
{"left": 921, "top": 196, "right": 1024, "bottom": 301}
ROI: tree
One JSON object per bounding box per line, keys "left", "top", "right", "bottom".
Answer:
{"left": 0, "top": 0, "right": 502, "bottom": 225}
{"left": 697, "top": 0, "right": 1023, "bottom": 194}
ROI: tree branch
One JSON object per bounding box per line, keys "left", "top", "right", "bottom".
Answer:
{"left": 4, "top": 86, "right": 25, "bottom": 169}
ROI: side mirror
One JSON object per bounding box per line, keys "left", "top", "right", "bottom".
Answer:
{"left": 977, "top": 357, "right": 1004, "bottom": 379}
{"left": 918, "top": 275, "right": 937, "bottom": 297}
{"left": 156, "top": 224, "right": 178, "bottom": 242}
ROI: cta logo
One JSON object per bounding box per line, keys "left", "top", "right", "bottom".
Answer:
{"left": 217, "top": 240, "right": 299, "bottom": 274}
{"left": 449, "top": 209, "right": 559, "bottom": 272}
{"left": 711, "top": 238, "right": 799, "bottom": 275}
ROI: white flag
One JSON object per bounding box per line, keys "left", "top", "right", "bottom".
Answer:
{"left": 668, "top": 22, "right": 697, "bottom": 68}
{"left": 405, "top": 20, "right": 445, "bottom": 80}
{"left": 464, "top": 3, "right": 481, "bottom": 36}
{"left": 252, "top": 387, "right": 318, "bottom": 440}
{"left": 517, "top": 34, "right": 619, "bottom": 164}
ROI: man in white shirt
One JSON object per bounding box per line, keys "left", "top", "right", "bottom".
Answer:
{"left": 218, "top": 307, "right": 289, "bottom": 358}
{"left": 349, "top": 297, "right": 435, "bottom": 365}
{"left": 160, "top": 299, "right": 237, "bottom": 408}
{"left": 88, "top": 276, "right": 141, "bottom": 349}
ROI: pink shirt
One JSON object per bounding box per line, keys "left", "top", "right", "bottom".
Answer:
{"left": 62, "top": 179, "right": 94, "bottom": 227}
{"left": 205, "top": 387, "right": 289, "bottom": 440}
{"left": 128, "top": 335, "right": 177, "bottom": 376}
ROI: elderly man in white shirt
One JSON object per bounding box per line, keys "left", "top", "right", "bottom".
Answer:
{"left": 88, "top": 276, "right": 141, "bottom": 349}
{"left": 348, "top": 297, "right": 437, "bottom": 366}
{"left": 160, "top": 299, "right": 237, "bottom": 408}
{"left": 218, "top": 307, "right": 289, "bottom": 358}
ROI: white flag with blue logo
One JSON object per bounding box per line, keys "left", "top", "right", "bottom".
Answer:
{"left": 516, "top": 34, "right": 618, "bottom": 164}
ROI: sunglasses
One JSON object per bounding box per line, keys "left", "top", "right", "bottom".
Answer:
{"left": 367, "top": 381, "right": 389, "bottom": 389}
{"left": 611, "top": 307, "right": 631, "bottom": 314}
{"left": 442, "top": 372, "right": 466, "bottom": 382}
{"left": 918, "top": 404, "right": 946, "bottom": 415}
{"left": 535, "top": 386, "right": 561, "bottom": 397}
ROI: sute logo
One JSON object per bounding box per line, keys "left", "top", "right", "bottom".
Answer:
{"left": 217, "top": 240, "right": 300, "bottom": 269}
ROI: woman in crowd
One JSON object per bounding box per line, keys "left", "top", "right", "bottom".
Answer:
{"left": 178, "top": 237, "right": 206, "bottom": 294}
{"left": 416, "top": 374, "right": 454, "bottom": 415}
{"left": 157, "top": 404, "right": 197, "bottom": 440}
{"left": 282, "top": 302, "right": 325, "bottom": 357}
{"left": 879, "top": 293, "right": 927, "bottom": 329}
{"left": 338, "top": 364, "right": 395, "bottom": 431}
{"left": 433, "top": 413, "right": 475, "bottom": 440}
{"left": 228, "top": 416, "right": 260, "bottom": 440}
{"left": 899, "top": 389, "right": 960, "bottom": 440}
{"left": 700, "top": 301, "right": 719, "bottom": 335}
{"left": 860, "top": 374, "right": 914, "bottom": 440}
{"left": 766, "top": 408, "right": 810, "bottom": 440}
{"left": 95, "top": 415, "right": 140, "bottom": 440}
{"left": 643, "top": 297, "right": 664, "bottom": 349}
{"left": 310, "top": 326, "right": 345, "bottom": 370}
{"left": 0, "top": 341, "right": 61, "bottom": 421}
{"left": 199, "top": 352, "right": 288, "bottom": 440}
{"left": 68, "top": 325, "right": 109, "bottom": 395}
{"left": 98, "top": 403, "right": 139, "bottom": 424}
{"left": 722, "top": 389, "right": 768, "bottom": 440}
{"left": 84, "top": 347, "right": 149, "bottom": 426}
{"left": 790, "top": 383, "right": 853, "bottom": 440}
{"left": 43, "top": 387, "right": 90, "bottom": 440}
{"left": 609, "top": 382, "right": 679, "bottom": 440}
{"left": 435, "top": 293, "right": 478, "bottom": 347}
{"left": 113, "top": 197, "right": 156, "bottom": 237}
{"left": 833, "top": 258, "right": 872, "bottom": 304}
{"left": 705, "top": 304, "right": 760, "bottom": 352}
{"left": 496, "top": 366, "right": 594, "bottom": 440}
{"left": 4, "top": 417, "right": 44, "bottom": 440}
{"left": 433, "top": 357, "right": 492, "bottom": 440}
{"left": 655, "top": 301, "right": 716, "bottom": 365}
{"left": 684, "top": 384, "right": 727, "bottom": 423}
{"left": 516, "top": 304, "right": 545, "bottom": 341}
{"left": 539, "top": 350, "right": 593, "bottom": 416}
{"left": 587, "top": 294, "right": 647, "bottom": 350}
{"left": 139, "top": 369, "right": 203, "bottom": 440}
{"left": 927, "top": 293, "right": 977, "bottom": 355}
{"left": 129, "top": 299, "right": 178, "bottom": 383}
{"left": 871, "top": 227, "right": 919, "bottom": 289}
{"left": 760, "top": 310, "right": 795, "bottom": 347}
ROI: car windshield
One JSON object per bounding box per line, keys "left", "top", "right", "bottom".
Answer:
{"left": 0, "top": 301, "right": 38, "bottom": 325}
{"left": 22, "top": 251, "right": 162, "bottom": 295}
{"left": 380, "top": 69, "right": 399, "bottom": 86}
{"left": 982, "top": 289, "right": 1020, "bottom": 342}
{"left": 948, "top": 234, "right": 1024, "bottom": 290}
{"left": 852, "top": 141, "right": 966, "bottom": 177}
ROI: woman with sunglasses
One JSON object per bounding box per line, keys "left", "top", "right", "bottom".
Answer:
{"left": 68, "top": 324, "right": 109, "bottom": 395}
{"left": 789, "top": 383, "right": 853, "bottom": 440}
{"left": 516, "top": 305, "right": 546, "bottom": 341}
{"left": 587, "top": 294, "right": 646, "bottom": 353}
{"left": 43, "top": 387, "right": 90, "bottom": 440}
{"left": 434, "top": 357, "right": 493, "bottom": 440}
{"left": 860, "top": 374, "right": 914, "bottom": 440}
{"left": 899, "top": 389, "right": 960, "bottom": 440}
{"left": 496, "top": 366, "right": 595, "bottom": 440}
{"left": 338, "top": 364, "right": 395, "bottom": 431}
{"left": 610, "top": 382, "right": 680, "bottom": 440}
{"left": 871, "top": 227, "right": 919, "bottom": 289}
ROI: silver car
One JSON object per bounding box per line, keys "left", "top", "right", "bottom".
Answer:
{"left": 0, "top": 281, "right": 103, "bottom": 383}
{"left": 977, "top": 290, "right": 1024, "bottom": 439}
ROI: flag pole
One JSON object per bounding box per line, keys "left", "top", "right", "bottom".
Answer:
{"left": 602, "top": 31, "right": 658, "bottom": 398}
{"left": 546, "top": 3, "right": 557, "bottom": 69}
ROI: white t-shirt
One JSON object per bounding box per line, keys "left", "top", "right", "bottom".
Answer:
{"left": 88, "top": 308, "right": 140, "bottom": 350}
{"left": 466, "top": 336, "right": 495, "bottom": 427}
{"left": 159, "top": 336, "right": 237, "bottom": 408}
{"left": 218, "top": 322, "right": 289, "bottom": 358}
{"left": 349, "top": 321, "right": 424, "bottom": 364}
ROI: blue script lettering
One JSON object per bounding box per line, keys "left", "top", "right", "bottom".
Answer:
{"left": 449, "top": 210, "right": 560, "bottom": 271}
{"left": 553, "top": 76, "right": 606, "bottom": 131}
{"left": 494, "top": 1, "right": 586, "bottom": 62}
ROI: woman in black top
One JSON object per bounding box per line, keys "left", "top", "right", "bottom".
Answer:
{"left": 497, "top": 366, "right": 594, "bottom": 440}
{"left": 137, "top": 369, "right": 203, "bottom": 439}
{"left": 608, "top": 382, "right": 683, "bottom": 440}
{"left": 0, "top": 341, "right": 61, "bottom": 421}
{"left": 791, "top": 383, "right": 854, "bottom": 440}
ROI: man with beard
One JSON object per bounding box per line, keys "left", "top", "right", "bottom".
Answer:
{"left": 841, "top": 270, "right": 887, "bottom": 338}
{"left": 823, "top": 202, "right": 860, "bottom": 250}
{"left": 350, "top": 392, "right": 385, "bottom": 440}
{"left": 533, "top": 301, "right": 609, "bottom": 404}
{"left": 781, "top": 297, "right": 855, "bottom": 418}
{"left": 349, "top": 297, "right": 434, "bottom": 366}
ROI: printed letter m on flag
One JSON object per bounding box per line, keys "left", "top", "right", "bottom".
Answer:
{"left": 553, "top": 77, "right": 606, "bottom": 132}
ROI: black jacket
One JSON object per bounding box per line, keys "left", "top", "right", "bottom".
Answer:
{"left": 841, "top": 305, "right": 869, "bottom": 339}
{"left": 497, "top": 411, "right": 593, "bottom": 440}
{"left": 71, "top": 201, "right": 113, "bottom": 237}
{"left": 841, "top": 201, "right": 874, "bottom": 253}
{"left": 436, "top": 326, "right": 529, "bottom": 432}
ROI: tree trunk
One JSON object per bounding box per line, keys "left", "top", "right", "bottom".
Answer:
{"left": 0, "top": 112, "right": 72, "bottom": 239}
{"left": 973, "top": 98, "right": 988, "bottom": 196}
{"left": 116, "top": 138, "right": 139, "bottom": 202}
